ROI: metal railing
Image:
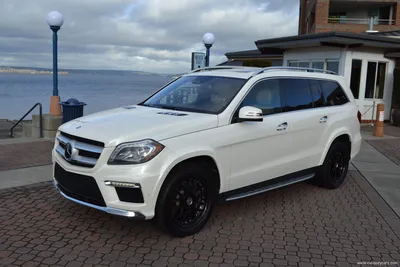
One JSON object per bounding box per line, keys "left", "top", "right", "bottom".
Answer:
{"left": 10, "top": 103, "right": 43, "bottom": 138}
{"left": 328, "top": 17, "right": 395, "bottom": 25}
{"left": 252, "top": 66, "right": 338, "bottom": 76}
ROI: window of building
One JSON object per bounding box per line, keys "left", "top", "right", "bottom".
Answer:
{"left": 326, "top": 60, "right": 339, "bottom": 73}
{"left": 288, "top": 61, "right": 309, "bottom": 68}
{"left": 350, "top": 59, "right": 362, "bottom": 99}
{"left": 281, "top": 78, "right": 313, "bottom": 112}
{"left": 365, "top": 61, "right": 387, "bottom": 99}
{"left": 328, "top": 11, "right": 347, "bottom": 23}
{"left": 320, "top": 80, "right": 349, "bottom": 106}
{"left": 312, "top": 61, "right": 324, "bottom": 70}
{"left": 287, "top": 59, "right": 340, "bottom": 74}
{"left": 240, "top": 79, "right": 282, "bottom": 116}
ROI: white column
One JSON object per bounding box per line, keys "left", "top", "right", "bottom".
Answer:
{"left": 389, "top": 4, "right": 394, "bottom": 25}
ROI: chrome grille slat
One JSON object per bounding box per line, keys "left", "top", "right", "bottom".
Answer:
{"left": 56, "top": 133, "right": 103, "bottom": 168}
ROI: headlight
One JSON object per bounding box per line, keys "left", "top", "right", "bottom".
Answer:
{"left": 108, "top": 139, "right": 164, "bottom": 165}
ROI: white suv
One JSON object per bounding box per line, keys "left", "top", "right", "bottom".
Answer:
{"left": 52, "top": 66, "right": 362, "bottom": 237}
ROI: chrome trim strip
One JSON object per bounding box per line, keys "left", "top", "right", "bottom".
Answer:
{"left": 226, "top": 174, "right": 315, "bottom": 201}
{"left": 74, "top": 141, "right": 103, "bottom": 154}
{"left": 53, "top": 180, "right": 145, "bottom": 218}
{"left": 57, "top": 135, "right": 69, "bottom": 144}
{"left": 57, "top": 135, "right": 103, "bottom": 154}
{"left": 56, "top": 145, "right": 65, "bottom": 157}
{"left": 56, "top": 146, "right": 97, "bottom": 166}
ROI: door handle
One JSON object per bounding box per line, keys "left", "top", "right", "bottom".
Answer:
{"left": 277, "top": 122, "right": 288, "bottom": 131}
{"left": 320, "top": 116, "right": 328, "bottom": 123}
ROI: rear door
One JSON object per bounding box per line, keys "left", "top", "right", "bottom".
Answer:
{"left": 279, "top": 78, "right": 327, "bottom": 171}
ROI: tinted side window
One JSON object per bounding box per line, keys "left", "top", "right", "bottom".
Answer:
{"left": 309, "top": 79, "right": 325, "bottom": 108}
{"left": 240, "top": 79, "right": 282, "bottom": 116}
{"left": 320, "top": 80, "right": 349, "bottom": 106}
{"left": 281, "top": 78, "right": 313, "bottom": 112}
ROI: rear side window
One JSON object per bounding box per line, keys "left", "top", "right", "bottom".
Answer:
{"left": 320, "top": 80, "right": 349, "bottom": 106}
{"left": 309, "top": 79, "right": 325, "bottom": 107}
{"left": 281, "top": 78, "right": 313, "bottom": 112}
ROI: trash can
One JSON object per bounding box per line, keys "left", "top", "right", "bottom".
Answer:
{"left": 60, "top": 98, "right": 87, "bottom": 123}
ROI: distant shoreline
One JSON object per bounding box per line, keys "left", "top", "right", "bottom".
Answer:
{"left": 0, "top": 68, "right": 68, "bottom": 75}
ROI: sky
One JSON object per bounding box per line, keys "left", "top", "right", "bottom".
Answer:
{"left": 0, "top": 0, "right": 299, "bottom": 74}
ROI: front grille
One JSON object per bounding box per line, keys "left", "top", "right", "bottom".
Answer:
{"left": 54, "top": 163, "right": 106, "bottom": 207}
{"left": 55, "top": 132, "right": 104, "bottom": 168}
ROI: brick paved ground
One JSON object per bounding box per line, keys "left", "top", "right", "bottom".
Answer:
{"left": 0, "top": 141, "right": 54, "bottom": 171}
{"left": 0, "top": 171, "right": 399, "bottom": 267}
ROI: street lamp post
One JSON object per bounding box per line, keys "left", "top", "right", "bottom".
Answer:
{"left": 47, "top": 11, "right": 64, "bottom": 116}
{"left": 202, "top": 33, "right": 215, "bottom": 67}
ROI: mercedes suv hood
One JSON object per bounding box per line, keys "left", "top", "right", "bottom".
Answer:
{"left": 58, "top": 105, "right": 218, "bottom": 147}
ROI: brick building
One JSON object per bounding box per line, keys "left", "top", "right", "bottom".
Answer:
{"left": 299, "top": 0, "right": 400, "bottom": 35}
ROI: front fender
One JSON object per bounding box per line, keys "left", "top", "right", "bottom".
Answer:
{"left": 151, "top": 147, "right": 228, "bottom": 205}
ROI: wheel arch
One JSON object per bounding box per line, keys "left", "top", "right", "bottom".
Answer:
{"left": 319, "top": 130, "right": 352, "bottom": 166}
{"left": 153, "top": 151, "right": 223, "bottom": 204}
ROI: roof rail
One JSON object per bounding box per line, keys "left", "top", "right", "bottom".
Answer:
{"left": 190, "top": 66, "right": 251, "bottom": 73}
{"left": 252, "top": 66, "right": 338, "bottom": 76}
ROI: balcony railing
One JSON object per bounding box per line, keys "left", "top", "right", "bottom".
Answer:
{"left": 328, "top": 17, "right": 394, "bottom": 25}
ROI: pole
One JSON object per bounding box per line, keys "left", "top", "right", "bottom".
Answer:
{"left": 49, "top": 25, "right": 62, "bottom": 116}
{"left": 205, "top": 44, "right": 212, "bottom": 67}
{"left": 374, "top": 103, "right": 385, "bottom": 137}
{"left": 51, "top": 26, "right": 60, "bottom": 96}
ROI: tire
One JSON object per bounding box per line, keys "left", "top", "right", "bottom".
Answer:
{"left": 155, "top": 162, "right": 218, "bottom": 237}
{"left": 314, "top": 141, "right": 350, "bottom": 189}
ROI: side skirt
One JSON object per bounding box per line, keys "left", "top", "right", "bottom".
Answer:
{"left": 218, "top": 167, "right": 318, "bottom": 202}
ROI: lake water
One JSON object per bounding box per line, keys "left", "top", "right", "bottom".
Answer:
{"left": 0, "top": 71, "right": 174, "bottom": 120}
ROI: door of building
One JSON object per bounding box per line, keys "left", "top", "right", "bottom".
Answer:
{"left": 350, "top": 59, "right": 388, "bottom": 121}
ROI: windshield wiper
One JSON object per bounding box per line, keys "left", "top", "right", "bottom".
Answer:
{"left": 141, "top": 103, "right": 179, "bottom": 111}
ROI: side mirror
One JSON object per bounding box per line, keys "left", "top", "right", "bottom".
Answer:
{"left": 238, "top": 106, "right": 263, "bottom": 122}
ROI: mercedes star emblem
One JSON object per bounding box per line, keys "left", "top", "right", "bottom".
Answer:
{"left": 64, "top": 143, "right": 73, "bottom": 161}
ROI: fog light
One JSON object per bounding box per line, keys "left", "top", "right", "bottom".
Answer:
{"left": 104, "top": 181, "right": 141, "bottom": 188}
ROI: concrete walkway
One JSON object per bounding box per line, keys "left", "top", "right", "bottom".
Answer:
{"left": 351, "top": 130, "right": 400, "bottom": 217}
{"left": 0, "top": 165, "right": 53, "bottom": 190}
{"left": 0, "top": 131, "right": 54, "bottom": 189}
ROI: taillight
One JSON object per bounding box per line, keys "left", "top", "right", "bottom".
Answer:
{"left": 357, "top": 111, "right": 362, "bottom": 123}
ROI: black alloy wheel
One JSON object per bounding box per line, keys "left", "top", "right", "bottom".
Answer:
{"left": 313, "top": 140, "right": 350, "bottom": 189}
{"left": 329, "top": 151, "right": 346, "bottom": 183}
{"left": 155, "top": 162, "right": 217, "bottom": 237}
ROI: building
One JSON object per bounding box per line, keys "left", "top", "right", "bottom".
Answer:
{"left": 255, "top": 31, "right": 400, "bottom": 123}
{"left": 298, "top": 0, "right": 400, "bottom": 35}
{"left": 224, "top": 31, "right": 400, "bottom": 123}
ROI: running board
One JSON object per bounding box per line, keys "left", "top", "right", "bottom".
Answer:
{"left": 219, "top": 172, "right": 316, "bottom": 202}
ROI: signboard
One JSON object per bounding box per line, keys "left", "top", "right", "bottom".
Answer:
{"left": 379, "top": 111, "right": 384, "bottom": 122}
{"left": 191, "top": 52, "right": 206, "bottom": 70}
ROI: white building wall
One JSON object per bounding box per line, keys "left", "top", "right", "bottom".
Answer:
{"left": 284, "top": 47, "right": 344, "bottom": 74}
{"left": 283, "top": 47, "right": 395, "bottom": 121}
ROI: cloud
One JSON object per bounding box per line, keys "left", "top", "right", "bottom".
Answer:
{"left": 0, "top": 0, "right": 299, "bottom": 74}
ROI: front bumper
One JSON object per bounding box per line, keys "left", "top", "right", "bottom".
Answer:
{"left": 52, "top": 144, "right": 174, "bottom": 220}
{"left": 53, "top": 178, "right": 145, "bottom": 219}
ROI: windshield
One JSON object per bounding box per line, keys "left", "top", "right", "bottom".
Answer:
{"left": 140, "top": 75, "right": 247, "bottom": 114}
